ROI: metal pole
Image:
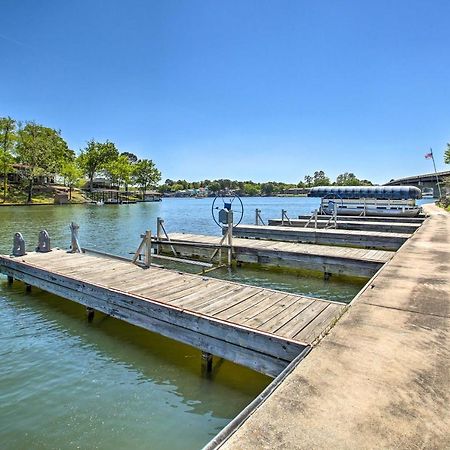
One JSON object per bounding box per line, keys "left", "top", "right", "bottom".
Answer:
{"left": 430, "top": 149, "right": 442, "bottom": 198}
{"left": 255, "top": 209, "right": 259, "bottom": 226}
{"left": 314, "top": 210, "right": 318, "bottom": 229}
{"left": 227, "top": 211, "right": 233, "bottom": 267}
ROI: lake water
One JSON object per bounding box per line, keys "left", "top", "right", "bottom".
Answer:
{"left": 0, "top": 197, "right": 366, "bottom": 449}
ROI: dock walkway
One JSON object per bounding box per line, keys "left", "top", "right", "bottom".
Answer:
{"left": 267, "top": 218, "right": 420, "bottom": 233}
{"left": 231, "top": 224, "right": 411, "bottom": 250}
{"left": 0, "top": 249, "right": 345, "bottom": 377}
{"left": 218, "top": 203, "right": 450, "bottom": 449}
{"left": 163, "top": 233, "right": 394, "bottom": 278}
{"left": 296, "top": 214, "right": 426, "bottom": 223}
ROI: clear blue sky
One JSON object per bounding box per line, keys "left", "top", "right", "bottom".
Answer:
{"left": 1, "top": 0, "right": 449, "bottom": 184}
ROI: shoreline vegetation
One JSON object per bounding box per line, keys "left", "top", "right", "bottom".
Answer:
{"left": 2, "top": 115, "right": 449, "bottom": 206}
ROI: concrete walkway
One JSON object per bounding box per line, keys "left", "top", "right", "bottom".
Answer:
{"left": 220, "top": 204, "right": 450, "bottom": 449}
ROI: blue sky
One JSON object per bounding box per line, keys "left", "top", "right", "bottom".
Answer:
{"left": 1, "top": 0, "right": 449, "bottom": 184}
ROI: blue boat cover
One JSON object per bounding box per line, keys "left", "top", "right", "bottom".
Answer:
{"left": 308, "top": 186, "right": 422, "bottom": 200}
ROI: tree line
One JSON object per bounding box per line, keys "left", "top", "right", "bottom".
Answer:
{"left": 159, "top": 171, "right": 374, "bottom": 196}
{"left": 0, "top": 116, "right": 161, "bottom": 202}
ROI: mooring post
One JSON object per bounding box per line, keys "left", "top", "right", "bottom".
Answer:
{"left": 12, "top": 232, "right": 26, "bottom": 257}
{"left": 281, "top": 209, "right": 285, "bottom": 226}
{"left": 70, "top": 222, "right": 81, "bottom": 253}
{"left": 145, "top": 230, "right": 152, "bottom": 267}
{"left": 255, "top": 208, "right": 260, "bottom": 226}
{"left": 26, "top": 284, "right": 32, "bottom": 293}
{"left": 36, "top": 230, "right": 51, "bottom": 253}
{"left": 156, "top": 218, "right": 163, "bottom": 255}
{"left": 86, "top": 307, "right": 95, "bottom": 322}
{"left": 201, "top": 351, "right": 213, "bottom": 374}
{"left": 227, "top": 211, "right": 233, "bottom": 267}
{"left": 7, "top": 276, "right": 14, "bottom": 285}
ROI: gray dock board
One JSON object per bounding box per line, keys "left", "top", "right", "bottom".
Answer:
{"left": 268, "top": 218, "right": 420, "bottom": 233}
{"left": 0, "top": 250, "right": 347, "bottom": 377}
{"left": 163, "top": 232, "right": 395, "bottom": 277}
{"left": 230, "top": 224, "right": 410, "bottom": 250}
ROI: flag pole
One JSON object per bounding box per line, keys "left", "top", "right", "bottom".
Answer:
{"left": 430, "top": 148, "right": 442, "bottom": 198}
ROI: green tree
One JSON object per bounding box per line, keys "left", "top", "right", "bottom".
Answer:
{"left": 121, "top": 151, "right": 138, "bottom": 164}
{"left": 304, "top": 175, "right": 313, "bottom": 187}
{"left": 60, "top": 160, "right": 82, "bottom": 200}
{"left": 208, "top": 181, "right": 221, "bottom": 193}
{"left": 243, "top": 183, "right": 260, "bottom": 196}
{"left": 16, "top": 122, "right": 70, "bottom": 202}
{"left": 105, "top": 154, "right": 133, "bottom": 191}
{"left": 445, "top": 143, "right": 450, "bottom": 164}
{"left": 313, "top": 170, "right": 331, "bottom": 186}
{"left": 78, "top": 139, "right": 119, "bottom": 191}
{"left": 0, "top": 116, "right": 17, "bottom": 202}
{"left": 261, "top": 182, "right": 275, "bottom": 196}
{"left": 133, "top": 159, "right": 161, "bottom": 199}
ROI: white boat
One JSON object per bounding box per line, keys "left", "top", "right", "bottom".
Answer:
{"left": 308, "top": 186, "right": 422, "bottom": 217}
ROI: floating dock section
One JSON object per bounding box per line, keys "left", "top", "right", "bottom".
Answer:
{"left": 267, "top": 218, "right": 420, "bottom": 234}
{"left": 0, "top": 249, "right": 346, "bottom": 377}
{"left": 230, "top": 224, "right": 410, "bottom": 250}
{"left": 161, "top": 233, "right": 394, "bottom": 278}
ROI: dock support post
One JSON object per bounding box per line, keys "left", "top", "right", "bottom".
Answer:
{"left": 227, "top": 211, "right": 233, "bottom": 267}
{"left": 145, "top": 230, "right": 152, "bottom": 267}
{"left": 201, "top": 352, "right": 213, "bottom": 374}
{"left": 255, "top": 209, "right": 265, "bottom": 226}
{"left": 86, "top": 307, "right": 95, "bottom": 322}
{"left": 70, "top": 223, "right": 81, "bottom": 253}
{"left": 26, "top": 284, "right": 32, "bottom": 292}
{"left": 324, "top": 271, "right": 332, "bottom": 281}
{"left": 156, "top": 218, "right": 162, "bottom": 255}
{"left": 7, "top": 276, "right": 14, "bottom": 285}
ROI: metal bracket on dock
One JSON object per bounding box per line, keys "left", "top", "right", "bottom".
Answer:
{"left": 12, "top": 232, "right": 26, "bottom": 257}
{"left": 255, "top": 208, "right": 265, "bottom": 226}
{"left": 36, "top": 230, "right": 51, "bottom": 253}
{"left": 70, "top": 222, "right": 81, "bottom": 253}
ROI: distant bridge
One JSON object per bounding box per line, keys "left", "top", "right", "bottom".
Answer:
{"left": 384, "top": 170, "right": 450, "bottom": 197}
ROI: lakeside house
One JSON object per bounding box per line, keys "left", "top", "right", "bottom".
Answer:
{"left": 1, "top": 164, "right": 56, "bottom": 185}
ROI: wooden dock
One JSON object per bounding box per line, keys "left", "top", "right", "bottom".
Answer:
{"left": 161, "top": 233, "right": 394, "bottom": 278}
{"left": 230, "top": 224, "right": 411, "bottom": 250}
{"left": 268, "top": 218, "right": 420, "bottom": 233}
{"left": 0, "top": 249, "right": 346, "bottom": 377}
{"left": 296, "top": 214, "right": 426, "bottom": 223}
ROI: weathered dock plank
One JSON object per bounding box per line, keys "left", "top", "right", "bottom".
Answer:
{"left": 268, "top": 218, "right": 420, "bottom": 233}
{"left": 297, "top": 214, "right": 426, "bottom": 223}
{"left": 0, "top": 249, "right": 346, "bottom": 377}
{"left": 230, "top": 224, "right": 410, "bottom": 250}
{"left": 161, "top": 232, "right": 394, "bottom": 278}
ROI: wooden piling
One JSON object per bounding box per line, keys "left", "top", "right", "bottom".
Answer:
{"left": 86, "top": 307, "right": 95, "bottom": 322}
{"left": 201, "top": 351, "right": 213, "bottom": 373}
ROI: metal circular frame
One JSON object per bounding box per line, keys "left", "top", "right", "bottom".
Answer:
{"left": 211, "top": 194, "right": 244, "bottom": 228}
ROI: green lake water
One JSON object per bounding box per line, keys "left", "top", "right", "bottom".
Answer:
{"left": 0, "top": 197, "right": 366, "bottom": 449}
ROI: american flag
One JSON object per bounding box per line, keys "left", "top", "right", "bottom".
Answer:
{"left": 424, "top": 151, "right": 433, "bottom": 160}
